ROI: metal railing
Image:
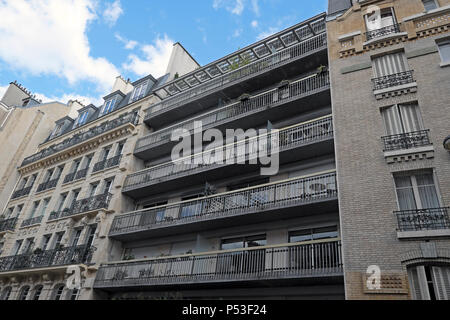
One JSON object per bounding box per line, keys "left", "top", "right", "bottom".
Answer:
{"left": 21, "top": 111, "right": 138, "bottom": 168}
{"left": 372, "top": 70, "right": 415, "bottom": 91}
{"left": 125, "top": 116, "right": 333, "bottom": 192}
{"left": 0, "top": 218, "right": 17, "bottom": 233}
{"left": 20, "top": 216, "right": 44, "bottom": 228}
{"left": 11, "top": 186, "right": 33, "bottom": 200}
{"left": 94, "top": 240, "right": 342, "bottom": 288}
{"left": 93, "top": 155, "right": 122, "bottom": 173}
{"left": 64, "top": 169, "right": 89, "bottom": 184}
{"left": 48, "top": 193, "right": 112, "bottom": 221}
{"left": 36, "top": 179, "right": 59, "bottom": 193}
{"left": 136, "top": 72, "right": 330, "bottom": 153}
{"left": 145, "top": 33, "right": 328, "bottom": 119}
{"left": 112, "top": 172, "right": 337, "bottom": 237}
{"left": 382, "top": 130, "right": 432, "bottom": 152}
{"left": 365, "top": 23, "right": 401, "bottom": 41}
{"left": 396, "top": 207, "right": 450, "bottom": 232}
{"left": 0, "top": 245, "right": 94, "bottom": 273}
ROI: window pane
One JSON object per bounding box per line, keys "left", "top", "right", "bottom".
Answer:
{"left": 438, "top": 43, "right": 450, "bottom": 63}
{"left": 395, "top": 176, "right": 417, "bottom": 210}
{"left": 415, "top": 173, "right": 440, "bottom": 209}
{"left": 423, "top": 0, "right": 438, "bottom": 11}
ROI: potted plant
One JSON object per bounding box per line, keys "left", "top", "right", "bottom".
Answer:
{"left": 317, "top": 65, "right": 328, "bottom": 75}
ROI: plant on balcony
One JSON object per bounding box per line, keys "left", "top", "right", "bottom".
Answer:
{"left": 33, "top": 248, "right": 43, "bottom": 255}
{"left": 317, "top": 65, "right": 328, "bottom": 75}
{"left": 185, "top": 250, "right": 193, "bottom": 255}
{"left": 123, "top": 255, "right": 135, "bottom": 261}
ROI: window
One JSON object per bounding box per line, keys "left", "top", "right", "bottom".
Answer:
{"left": 130, "top": 80, "right": 149, "bottom": 102}
{"left": 1, "top": 287, "right": 12, "bottom": 300}
{"left": 0, "top": 242, "right": 3, "bottom": 256}
{"left": 72, "top": 159, "right": 81, "bottom": 173}
{"left": 71, "top": 229, "right": 82, "bottom": 247}
{"left": 394, "top": 171, "right": 441, "bottom": 211}
{"left": 18, "top": 286, "right": 30, "bottom": 300}
{"left": 101, "top": 147, "right": 112, "bottom": 162}
{"left": 437, "top": 40, "right": 450, "bottom": 64}
{"left": 53, "top": 232, "right": 65, "bottom": 249}
{"left": 74, "top": 111, "right": 88, "bottom": 128}
{"left": 70, "top": 190, "right": 81, "bottom": 207}
{"left": 221, "top": 235, "right": 267, "bottom": 250}
{"left": 69, "top": 288, "right": 79, "bottom": 300}
{"left": 12, "top": 240, "right": 23, "bottom": 255}
{"left": 422, "top": 0, "right": 438, "bottom": 11}
{"left": 101, "top": 98, "right": 116, "bottom": 116}
{"left": 289, "top": 226, "right": 339, "bottom": 243}
{"left": 365, "top": 7, "right": 397, "bottom": 32}
{"left": 44, "top": 168, "right": 55, "bottom": 183}
{"left": 32, "top": 286, "right": 43, "bottom": 300}
{"left": 180, "top": 194, "right": 204, "bottom": 218}
{"left": 54, "top": 165, "right": 64, "bottom": 180}
{"left": 52, "top": 123, "right": 63, "bottom": 138}
{"left": 41, "top": 234, "right": 52, "bottom": 251}
{"left": 408, "top": 265, "right": 450, "bottom": 300}
{"left": 29, "top": 201, "right": 40, "bottom": 218}
{"left": 22, "top": 238, "right": 35, "bottom": 254}
{"left": 52, "top": 284, "right": 65, "bottom": 301}
{"left": 103, "top": 178, "right": 114, "bottom": 194}
{"left": 381, "top": 103, "right": 424, "bottom": 136}
{"left": 16, "top": 204, "right": 23, "bottom": 217}
{"left": 116, "top": 141, "right": 125, "bottom": 156}
{"left": 88, "top": 183, "right": 99, "bottom": 198}
{"left": 372, "top": 52, "right": 409, "bottom": 77}
{"left": 142, "top": 201, "right": 168, "bottom": 223}
{"left": 84, "top": 154, "right": 93, "bottom": 170}
{"left": 56, "top": 193, "right": 68, "bottom": 212}
{"left": 4, "top": 207, "right": 14, "bottom": 219}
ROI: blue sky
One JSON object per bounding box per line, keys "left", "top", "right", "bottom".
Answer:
{"left": 0, "top": 0, "right": 327, "bottom": 106}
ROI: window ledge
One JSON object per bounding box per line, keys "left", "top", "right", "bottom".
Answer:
{"left": 398, "top": 229, "right": 450, "bottom": 239}
{"left": 374, "top": 82, "right": 418, "bottom": 100}
{"left": 440, "top": 61, "right": 450, "bottom": 68}
{"left": 384, "top": 145, "right": 435, "bottom": 164}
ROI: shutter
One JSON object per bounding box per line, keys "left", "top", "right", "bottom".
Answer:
{"left": 432, "top": 267, "right": 450, "bottom": 300}
{"left": 408, "top": 266, "right": 430, "bottom": 300}
{"left": 373, "top": 52, "right": 408, "bottom": 77}
{"left": 399, "top": 103, "right": 423, "bottom": 133}
{"left": 382, "top": 105, "right": 403, "bottom": 135}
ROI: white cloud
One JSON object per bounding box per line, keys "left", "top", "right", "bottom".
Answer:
{"left": 251, "top": 0, "right": 260, "bottom": 16}
{"left": 232, "top": 28, "right": 243, "bottom": 38}
{"left": 103, "top": 0, "right": 123, "bottom": 26}
{"left": 213, "top": 0, "right": 245, "bottom": 15}
{"left": 122, "top": 34, "right": 174, "bottom": 78}
{"left": 0, "top": 0, "right": 119, "bottom": 93}
{"left": 257, "top": 27, "right": 280, "bottom": 40}
{"left": 115, "top": 33, "right": 138, "bottom": 50}
{"left": 35, "top": 92, "right": 104, "bottom": 107}
{"left": 0, "top": 85, "right": 8, "bottom": 100}
{"left": 251, "top": 20, "right": 258, "bottom": 28}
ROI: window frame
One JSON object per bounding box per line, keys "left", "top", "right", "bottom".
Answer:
{"left": 437, "top": 39, "right": 450, "bottom": 64}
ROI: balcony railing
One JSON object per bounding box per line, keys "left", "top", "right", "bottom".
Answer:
{"left": 48, "top": 193, "right": 112, "bottom": 221}
{"left": 93, "top": 155, "right": 122, "bottom": 173}
{"left": 365, "top": 23, "right": 401, "bottom": 41}
{"left": 20, "top": 111, "right": 138, "bottom": 168}
{"left": 382, "top": 130, "right": 432, "bottom": 152}
{"left": 112, "top": 172, "right": 337, "bottom": 237}
{"left": 0, "top": 245, "right": 94, "bottom": 273}
{"left": 20, "top": 215, "right": 44, "bottom": 228}
{"left": 11, "top": 186, "right": 33, "bottom": 200}
{"left": 125, "top": 116, "right": 333, "bottom": 192}
{"left": 94, "top": 240, "right": 342, "bottom": 289}
{"left": 64, "top": 169, "right": 89, "bottom": 184}
{"left": 0, "top": 218, "right": 17, "bottom": 233}
{"left": 145, "top": 33, "right": 328, "bottom": 119}
{"left": 137, "top": 72, "right": 330, "bottom": 154}
{"left": 36, "top": 179, "right": 59, "bottom": 193}
{"left": 396, "top": 207, "right": 450, "bottom": 232}
{"left": 372, "top": 70, "right": 415, "bottom": 91}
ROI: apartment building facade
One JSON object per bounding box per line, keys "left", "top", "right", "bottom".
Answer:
{"left": 328, "top": 0, "right": 450, "bottom": 299}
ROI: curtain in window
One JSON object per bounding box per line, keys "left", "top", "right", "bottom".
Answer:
{"left": 373, "top": 52, "right": 408, "bottom": 77}
{"left": 415, "top": 173, "right": 440, "bottom": 209}
{"left": 395, "top": 176, "right": 417, "bottom": 210}
{"left": 432, "top": 266, "right": 450, "bottom": 300}
{"left": 399, "top": 103, "right": 423, "bottom": 133}
{"left": 382, "top": 105, "right": 403, "bottom": 135}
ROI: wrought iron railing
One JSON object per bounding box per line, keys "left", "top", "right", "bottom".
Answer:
{"left": 93, "top": 155, "right": 122, "bottom": 173}
{"left": 372, "top": 70, "right": 415, "bottom": 91}
{"left": 365, "top": 23, "right": 401, "bottom": 41}
{"left": 112, "top": 172, "right": 337, "bottom": 237}
{"left": 382, "top": 130, "right": 432, "bottom": 152}
{"left": 396, "top": 207, "right": 450, "bottom": 232}
{"left": 20, "top": 216, "right": 44, "bottom": 228}
{"left": 11, "top": 186, "right": 33, "bottom": 200}
{"left": 137, "top": 72, "right": 330, "bottom": 153}
{"left": 0, "top": 218, "right": 17, "bottom": 233}
{"left": 48, "top": 193, "right": 112, "bottom": 221}
{"left": 36, "top": 179, "right": 59, "bottom": 193}
{"left": 125, "top": 116, "right": 333, "bottom": 192}
{"left": 94, "top": 240, "right": 342, "bottom": 288}
{"left": 0, "top": 245, "right": 94, "bottom": 273}
{"left": 20, "top": 111, "right": 138, "bottom": 168}
{"left": 64, "top": 169, "right": 89, "bottom": 184}
{"left": 145, "top": 33, "right": 328, "bottom": 119}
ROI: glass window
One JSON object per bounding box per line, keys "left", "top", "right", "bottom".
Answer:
{"left": 70, "top": 288, "right": 79, "bottom": 300}
{"left": 408, "top": 265, "right": 450, "bottom": 300}
{"left": 381, "top": 103, "right": 424, "bottom": 136}
{"left": 32, "top": 286, "right": 43, "bottom": 300}
{"left": 221, "top": 235, "right": 266, "bottom": 250}
{"left": 438, "top": 41, "right": 450, "bottom": 64}
{"left": 289, "top": 226, "right": 338, "bottom": 243}
{"left": 74, "top": 111, "right": 88, "bottom": 127}
{"left": 372, "top": 52, "right": 408, "bottom": 77}
{"left": 53, "top": 285, "right": 65, "bottom": 301}
{"left": 131, "top": 80, "right": 149, "bottom": 102}
{"left": 18, "top": 286, "right": 30, "bottom": 300}
{"left": 101, "top": 98, "right": 116, "bottom": 116}
{"left": 423, "top": 0, "right": 438, "bottom": 11}
{"left": 1, "top": 287, "right": 12, "bottom": 301}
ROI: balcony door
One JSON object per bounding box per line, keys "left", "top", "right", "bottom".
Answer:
{"left": 408, "top": 265, "right": 450, "bottom": 300}
{"left": 372, "top": 52, "right": 408, "bottom": 78}
{"left": 381, "top": 103, "right": 424, "bottom": 136}
{"left": 365, "top": 7, "right": 397, "bottom": 32}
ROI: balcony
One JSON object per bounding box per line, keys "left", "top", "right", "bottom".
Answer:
{"left": 0, "top": 218, "right": 17, "bottom": 233}
{"left": 20, "top": 111, "right": 138, "bottom": 168}
{"left": 48, "top": 193, "right": 112, "bottom": 221}
{"left": 365, "top": 24, "right": 401, "bottom": 41}
{"left": 396, "top": 207, "right": 450, "bottom": 238}
{"left": 93, "top": 155, "right": 122, "bottom": 173}
{"left": 0, "top": 245, "right": 94, "bottom": 274}
{"left": 36, "top": 179, "right": 59, "bottom": 193}
{"left": 64, "top": 169, "right": 89, "bottom": 184}
{"left": 382, "top": 130, "right": 432, "bottom": 152}
{"left": 20, "top": 216, "right": 44, "bottom": 228}
{"left": 124, "top": 116, "right": 334, "bottom": 199}
{"left": 94, "top": 240, "right": 342, "bottom": 290}
{"left": 136, "top": 72, "right": 331, "bottom": 160}
{"left": 145, "top": 31, "right": 328, "bottom": 129}
{"left": 372, "top": 70, "right": 415, "bottom": 91}
{"left": 11, "top": 186, "right": 32, "bottom": 200}
{"left": 112, "top": 172, "right": 338, "bottom": 241}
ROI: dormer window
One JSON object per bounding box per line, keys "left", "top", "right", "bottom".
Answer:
{"left": 51, "top": 123, "right": 63, "bottom": 138}
{"left": 73, "top": 111, "right": 88, "bottom": 128}
{"left": 101, "top": 98, "right": 117, "bottom": 116}
{"left": 130, "top": 80, "right": 149, "bottom": 103}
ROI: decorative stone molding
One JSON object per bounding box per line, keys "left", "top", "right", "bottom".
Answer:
{"left": 374, "top": 82, "right": 418, "bottom": 100}
{"left": 385, "top": 147, "right": 435, "bottom": 164}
